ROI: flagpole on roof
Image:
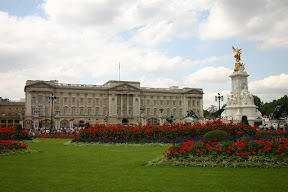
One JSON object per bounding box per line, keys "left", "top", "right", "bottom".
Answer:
{"left": 119, "top": 62, "right": 120, "bottom": 81}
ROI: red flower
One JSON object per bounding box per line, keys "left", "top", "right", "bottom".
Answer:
{"left": 227, "top": 150, "right": 231, "bottom": 154}
{"left": 282, "top": 153, "right": 285, "bottom": 156}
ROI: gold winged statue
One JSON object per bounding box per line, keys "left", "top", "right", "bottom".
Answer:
{"left": 232, "top": 46, "right": 245, "bottom": 71}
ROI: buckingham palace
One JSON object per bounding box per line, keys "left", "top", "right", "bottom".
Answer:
{"left": 24, "top": 80, "right": 204, "bottom": 129}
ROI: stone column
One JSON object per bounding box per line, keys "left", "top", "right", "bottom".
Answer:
{"left": 55, "top": 116, "right": 60, "bottom": 129}
{"left": 69, "top": 118, "right": 74, "bottom": 128}
{"left": 33, "top": 116, "right": 39, "bottom": 130}
{"left": 159, "top": 113, "right": 163, "bottom": 125}
{"left": 120, "top": 94, "right": 123, "bottom": 116}
{"left": 199, "top": 97, "right": 204, "bottom": 118}
{"left": 26, "top": 92, "right": 32, "bottom": 115}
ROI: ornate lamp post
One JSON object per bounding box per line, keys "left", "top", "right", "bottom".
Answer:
{"left": 48, "top": 93, "right": 57, "bottom": 132}
{"left": 215, "top": 93, "right": 224, "bottom": 115}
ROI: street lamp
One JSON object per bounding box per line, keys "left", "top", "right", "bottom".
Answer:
{"left": 48, "top": 93, "right": 57, "bottom": 132}
{"left": 215, "top": 93, "right": 224, "bottom": 113}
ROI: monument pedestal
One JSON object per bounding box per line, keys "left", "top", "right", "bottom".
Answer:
{"left": 221, "top": 67, "right": 261, "bottom": 124}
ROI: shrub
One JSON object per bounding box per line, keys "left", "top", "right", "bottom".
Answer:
{"left": 15, "top": 124, "right": 23, "bottom": 139}
{"left": 202, "top": 130, "right": 232, "bottom": 143}
{"left": 241, "top": 116, "right": 249, "bottom": 125}
{"left": 84, "top": 123, "right": 90, "bottom": 129}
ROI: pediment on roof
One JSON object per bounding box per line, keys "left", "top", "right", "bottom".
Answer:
{"left": 185, "top": 89, "right": 203, "bottom": 94}
{"left": 25, "top": 81, "right": 54, "bottom": 90}
{"left": 109, "top": 83, "right": 140, "bottom": 91}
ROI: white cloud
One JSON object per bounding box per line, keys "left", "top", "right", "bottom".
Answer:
{"left": 199, "top": 0, "right": 288, "bottom": 48}
{"left": 249, "top": 73, "right": 288, "bottom": 102}
{"left": 138, "top": 77, "right": 180, "bottom": 88}
{"left": 131, "top": 21, "right": 174, "bottom": 46}
{"left": 183, "top": 67, "right": 233, "bottom": 88}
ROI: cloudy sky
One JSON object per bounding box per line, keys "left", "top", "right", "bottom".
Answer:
{"left": 0, "top": 0, "right": 287, "bottom": 109}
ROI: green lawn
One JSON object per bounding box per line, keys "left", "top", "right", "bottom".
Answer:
{"left": 0, "top": 139, "right": 288, "bottom": 192}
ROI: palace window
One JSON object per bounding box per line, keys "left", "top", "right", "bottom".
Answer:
{"left": 103, "top": 108, "right": 107, "bottom": 115}
{"left": 72, "top": 108, "right": 75, "bottom": 115}
{"left": 64, "top": 97, "right": 68, "bottom": 104}
{"left": 45, "top": 108, "right": 49, "bottom": 115}
{"left": 96, "top": 108, "right": 99, "bottom": 115}
{"left": 147, "top": 100, "right": 150, "bottom": 105}
{"left": 64, "top": 108, "right": 67, "bottom": 115}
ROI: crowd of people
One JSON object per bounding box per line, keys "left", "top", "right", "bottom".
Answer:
{"left": 26, "top": 127, "right": 85, "bottom": 136}
{"left": 258, "top": 124, "right": 287, "bottom": 131}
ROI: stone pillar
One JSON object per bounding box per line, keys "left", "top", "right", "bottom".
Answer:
{"left": 133, "top": 94, "right": 140, "bottom": 117}
{"left": 33, "top": 117, "right": 39, "bottom": 130}
{"left": 120, "top": 94, "right": 123, "bottom": 116}
{"left": 159, "top": 113, "right": 163, "bottom": 125}
{"left": 55, "top": 117, "right": 60, "bottom": 129}
{"left": 199, "top": 97, "right": 204, "bottom": 118}
{"left": 26, "top": 92, "right": 32, "bottom": 115}
{"left": 127, "top": 94, "right": 129, "bottom": 116}
{"left": 69, "top": 118, "right": 74, "bottom": 128}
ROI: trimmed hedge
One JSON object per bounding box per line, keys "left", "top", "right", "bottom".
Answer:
{"left": 202, "top": 130, "right": 232, "bottom": 143}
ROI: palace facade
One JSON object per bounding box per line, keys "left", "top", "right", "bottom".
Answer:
{"left": 0, "top": 97, "right": 25, "bottom": 128}
{"left": 24, "top": 80, "right": 203, "bottom": 129}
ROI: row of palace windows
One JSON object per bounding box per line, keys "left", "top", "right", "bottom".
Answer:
{"left": 140, "top": 100, "right": 200, "bottom": 107}
{"left": 145, "top": 108, "right": 183, "bottom": 117}
{"left": 32, "top": 107, "right": 108, "bottom": 116}
{"left": 32, "top": 96, "right": 108, "bottom": 106}
{"left": 30, "top": 107, "right": 194, "bottom": 118}
{"left": 1, "top": 107, "right": 25, "bottom": 111}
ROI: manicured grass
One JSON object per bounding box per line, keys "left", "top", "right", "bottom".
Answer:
{"left": 0, "top": 139, "right": 288, "bottom": 192}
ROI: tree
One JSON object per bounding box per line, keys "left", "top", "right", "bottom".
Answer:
{"left": 207, "top": 105, "right": 218, "bottom": 118}
{"left": 253, "top": 95, "right": 263, "bottom": 113}
{"left": 261, "top": 95, "right": 288, "bottom": 117}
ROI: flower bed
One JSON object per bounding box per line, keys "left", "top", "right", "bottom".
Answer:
{"left": 149, "top": 137, "right": 288, "bottom": 168}
{"left": 163, "top": 138, "right": 288, "bottom": 158}
{"left": 78, "top": 120, "right": 259, "bottom": 141}
{"left": 0, "top": 140, "right": 27, "bottom": 153}
{"left": 0, "top": 127, "right": 31, "bottom": 140}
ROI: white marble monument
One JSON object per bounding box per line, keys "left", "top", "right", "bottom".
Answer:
{"left": 221, "top": 47, "right": 262, "bottom": 123}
